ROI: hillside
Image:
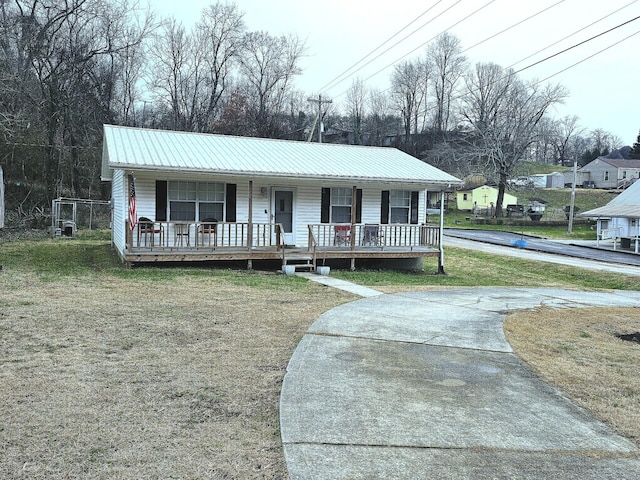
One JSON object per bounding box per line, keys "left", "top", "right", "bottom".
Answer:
{"left": 514, "top": 162, "right": 572, "bottom": 175}
{"left": 510, "top": 186, "right": 617, "bottom": 212}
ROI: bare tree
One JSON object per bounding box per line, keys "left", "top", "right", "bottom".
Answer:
{"left": 460, "top": 62, "right": 509, "bottom": 132}
{"left": 3, "top": 0, "right": 153, "bottom": 202}
{"left": 238, "top": 31, "right": 306, "bottom": 137}
{"left": 211, "top": 86, "right": 251, "bottom": 135}
{"left": 589, "top": 128, "right": 622, "bottom": 154}
{"left": 195, "top": 2, "right": 245, "bottom": 131}
{"left": 427, "top": 32, "right": 466, "bottom": 138}
{"left": 461, "top": 63, "right": 567, "bottom": 216}
{"left": 366, "top": 87, "right": 395, "bottom": 146}
{"left": 149, "top": 17, "right": 201, "bottom": 131}
{"left": 109, "top": 5, "right": 157, "bottom": 126}
{"left": 390, "top": 59, "right": 428, "bottom": 153}
{"left": 345, "top": 78, "right": 366, "bottom": 144}
{"left": 552, "top": 116, "right": 584, "bottom": 166}
{"left": 148, "top": 3, "right": 245, "bottom": 132}
{"left": 281, "top": 88, "right": 311, "bottom": 141}
{"left": 531, "top": 117, "right": 558, "bottom": 164}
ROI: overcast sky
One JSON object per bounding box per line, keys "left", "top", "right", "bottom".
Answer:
{"left": 151, "top": 0, "right": 639, "bottom": 145}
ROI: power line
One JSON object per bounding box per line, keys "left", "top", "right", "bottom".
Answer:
{"left": 333, "top": 0, "right": 496, "bottom": 99}
{"left": 449, "top": 15, "right": 640, "bottom": 109}
{"left": 507, "top": 0, "right": 638, "bottom": 69}
{"left": 535, "top": 28, "right": 640, "bottom": 84}
{"left": 317, "top": 0, "right": 449, "bottom": 93}
{"left": 357, "top": 0, "right": 569, "bottom": 94}
{"left": 333, "top": 3, "right": 638, "bottom": 106}
{"left": 321, "top": 0, "right": 460, "bottom": 90}
{"left": 460, "top": 0, "right": 566, "bottom": 54}
{"left": 513, "top": 14, "right": 640, "bottom": 75}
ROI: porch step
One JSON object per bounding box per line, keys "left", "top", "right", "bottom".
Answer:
{"left": 283, "top": 254, "right": 315, "bottom": 272}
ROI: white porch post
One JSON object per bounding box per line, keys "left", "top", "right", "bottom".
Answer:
{"left": 438, "top": 190, "right": 446, "bottom": 275}
{"left": 350, "top": 185, "right": 357, "bottom": 271}
{"left": 248, "top": 180, "right": 253, "bottom": 270}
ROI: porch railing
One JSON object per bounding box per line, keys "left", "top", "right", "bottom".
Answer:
{"left": 307, "top": 223, "right": 440, "bottom": 251}
{"left": 129, "top": 220, "right": 285, "bottom": 251}
{"left": 128, "top": 220, "right": 439, "bottom": 254}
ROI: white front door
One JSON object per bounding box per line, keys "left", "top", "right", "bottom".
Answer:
{"left": 273, "top": 189, "right": 295, "bottom": 245}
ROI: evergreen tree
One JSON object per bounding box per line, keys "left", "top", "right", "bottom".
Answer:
{"left": 629, "top": 130, "right": 640, "bottom": 159}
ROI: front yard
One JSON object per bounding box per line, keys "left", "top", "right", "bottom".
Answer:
{"left": 1, "top": 233, "right": 638, "bottom": 478}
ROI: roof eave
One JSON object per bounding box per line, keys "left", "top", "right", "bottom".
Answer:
{"left": 109, "top": 163, "right": 463, "bottom": 187}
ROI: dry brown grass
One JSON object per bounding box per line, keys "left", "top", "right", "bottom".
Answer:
{"left": 3, "top": 252, "right": 640, "bottom": 479}
{"left": 504, "top": 307, "right": 640, "bottom": 447}
{"left": 0, "top": 270, "right": 355, "bottom": 479}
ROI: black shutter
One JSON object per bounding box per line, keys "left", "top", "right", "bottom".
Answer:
{"left": 410, "top": 191, "right": 419, "bottom": 224}
{"left": 321, "top": 187, "right": 330, "bottom": 223}
{"left": 381, "top": 190, "right": 390, "bottom": 224}
{"left": 155, "top": 180, "right": 167, "bottom": 221}
{"left": 355, "top": 189, "right": 363, "bottom": 223}
{"left": 226, "top": 183, "right": 237, "bottom": 222}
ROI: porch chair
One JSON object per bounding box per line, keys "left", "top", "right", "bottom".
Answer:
{"left": 334, "top": 225, "right": 352, "bottom": 246}
{"left": 362, "top": 224, "right": 383, "bottom": 247}
{"left": 173, "top": 222, "right": 192, "bottom": 247}
{"left": 199, "top": 218, "right": 218, "bottom": 248}
{"left": 138, "top": 217, "right": 163, "bottom": 247}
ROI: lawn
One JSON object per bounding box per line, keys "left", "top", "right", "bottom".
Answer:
{"left": 1, "top": 232, "right": 639, "bottom": 479}
{"left": 0, "top": 234, "right": 356, "bottom": 479}
{"left": 443, "top": 185, "right": 618, "bottom": 240}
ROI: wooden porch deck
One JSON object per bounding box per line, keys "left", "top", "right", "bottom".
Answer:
{"left": 123, "top": 221, "right": 441, "bottom": 269}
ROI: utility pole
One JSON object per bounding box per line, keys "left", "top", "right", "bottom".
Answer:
{"left": 568, "top": 158, "right": 578, "bottom": 234}
{"left": 307, "top": 94, "right": 332, "bottom": 143}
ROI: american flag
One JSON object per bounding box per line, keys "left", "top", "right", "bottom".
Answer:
{"left": 129, "top": 175, "right": 137, "bottom": 231}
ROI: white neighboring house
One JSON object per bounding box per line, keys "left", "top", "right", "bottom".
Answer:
{"left": 101, "top": 125, "right": 462, "bottom": 269}
{"left": 577, "top": 157, "right": 640, "bottom": 189}
{"left": 579, "top": 179, "right": 640, "bottom": 253}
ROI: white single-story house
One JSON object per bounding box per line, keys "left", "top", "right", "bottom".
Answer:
{"left": 456, "top": 185, "right": 517, "bottom": 212}
{"left": 579, "top": 178, "right": 640, "bottom": 253}
{"left": 101, "top": 125, "right": 462, "bottom": 270}
{"left": 577, "top": 157, "right": 640, "bottom": 189}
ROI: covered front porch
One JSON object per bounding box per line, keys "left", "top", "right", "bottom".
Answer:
{"left": 123, "top": 220, "right": 442, "bottom": 271}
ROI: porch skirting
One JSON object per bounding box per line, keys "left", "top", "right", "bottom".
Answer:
{"left": 123, "top": 245, "right": 439, "bottom": 266}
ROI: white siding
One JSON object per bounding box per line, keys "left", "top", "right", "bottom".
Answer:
{"left": 612, "top": 217, "right": 640, "bottom": 238}
{"left": 111, "top": 169, "right": 126, "bottom": 257}
{"left": 132, "top": 174, "right": 160, "bottom": 221}
{"left": 110, "top": 169, "right": 438, "bottom": 251}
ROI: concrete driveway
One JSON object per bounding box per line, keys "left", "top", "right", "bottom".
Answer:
{"left": 280, "top": 288, "right": 640, "bottom": 479}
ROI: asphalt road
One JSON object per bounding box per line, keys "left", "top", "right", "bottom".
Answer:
{"left": 445, "top": 228, "right": 640, "bottom": 267}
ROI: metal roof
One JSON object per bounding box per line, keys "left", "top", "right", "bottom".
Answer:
{"left": 579, "top": 178, "right": 640, "bottom": 218}
{"left": 578, "top": 204, "right": 640, "bottom": 218}
{"left": 102, "top": 125, "right": 462, "bottom": 187}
